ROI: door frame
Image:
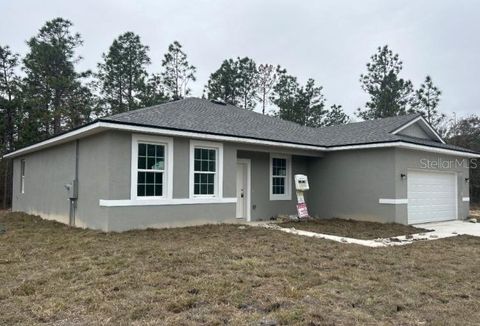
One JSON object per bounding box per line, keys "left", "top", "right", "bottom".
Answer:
{"left": 407, "top": 169, "right": 458, "bottom": 223}
{"left": 237, "top": 159, "right": 252, "bottom": 221}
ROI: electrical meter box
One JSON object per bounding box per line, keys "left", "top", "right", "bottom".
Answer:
{"left": 64, "top": 179, "right": 78, "bottom": 199}
{"left": 294, "top": 174, "right": 309, "bottom": 191}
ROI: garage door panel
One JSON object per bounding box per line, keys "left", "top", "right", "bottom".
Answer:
{"left": 407, "top": 171, "right": 457, "bottom": 224}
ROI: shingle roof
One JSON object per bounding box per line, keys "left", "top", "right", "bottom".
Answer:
{"left": 101, "top": 97, "right": 476, "bottom": 154}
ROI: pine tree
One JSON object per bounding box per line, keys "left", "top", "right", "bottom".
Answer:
{"left": 271, "top": 75, "right": 327, "bottom": 127}
{"left": 161, "top": 41, "right": 196, "bottom": 100}
{"left": 97, "top": 32, "right": 150, "bottom": 115}
{"left": 411, "top": 76, "right": 444, "bottom": 128}
{"left": 205, "top": 57, "right": 258, "bottom": 109}
{"left": 324, "top": 104, "right": 350, "bottom": 126}
{"left": 357, "top": 45, "right": 413, "bottom": 120}
{"left": 23, "top": 18, "right": 90, "bottom": 135}
{"left": 256, "top": 64, "right": 283, "bottom": 114}
{"left": 0, "top": 45, "right": 21, "bottom": 152}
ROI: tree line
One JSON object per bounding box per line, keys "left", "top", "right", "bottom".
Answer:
{"left": 0, "top": 18, "right": 479, "bottom": 206}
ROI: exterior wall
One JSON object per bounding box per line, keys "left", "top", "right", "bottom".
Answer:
{"left": 397, "top": 123, "right": 431, "bottom": 139}
{"left": 10, "top": 128, "right": 472, "bottom": 231}
{"left": 100, "top": 130, "right": 237, "bottom": 231}
{"left": 393, "top": 148, "right": 470, "bottom": 224}
{"left": 307, "top": 148, "right": 397, "bottom": 223}
{"left": 12, "top": 142, "right": 76, "bottom": 224}
{"left": 237, "top": 150, "right": 310, "bottom": 220}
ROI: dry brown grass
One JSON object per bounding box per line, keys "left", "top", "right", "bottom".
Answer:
{"left": 280, "top": 218, "right": 430, "bottom": 239}
{"left": 1, "top": 212, "right": 480, "bottom": 325}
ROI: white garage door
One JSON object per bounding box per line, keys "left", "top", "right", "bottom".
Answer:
{"left": 407, "top": 171, "right": 457, "bottom": 224}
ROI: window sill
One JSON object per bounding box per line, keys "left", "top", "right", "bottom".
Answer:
{"left": 99, "top": 197, "right": 237, "bottom": 207}
{"left": 269, "top": 195, "right": 292, "bottom": 201}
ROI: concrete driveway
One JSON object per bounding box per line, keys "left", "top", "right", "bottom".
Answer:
{"left": 416, "top": 220, "right": 480, "bottom": 237}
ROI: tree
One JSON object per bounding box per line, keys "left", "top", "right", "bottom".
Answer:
{"left": 446, "top": 115, "right": 480, "bottom": 203}
{"left": 97, "top": 32, "right": 150, "bottom": 115}
{"left": 161, "top": 41, "right": 196, "bottom": 100}
{"left": 324, "top": 104, "right": 350, "bottom": 126}
{"left": 138, "top": 73, "right": 169, "bottom": 107}
{"left": 271, "top": 75, "right": 327, "bottom": 127}
{"left": 23, "top": 18, "right": 90, "bottom": 135}
{"left": 410, "top": 75, "right": 444, "bottom": 128}
{"left": 236, "top": 57, "right": 258, "bottom": 110}
{"left": 357, "top": 45, "right": 413, "bottom": 120}
{"left": 257, "top": 64, "right": 283, "bottom": 114}
{"left": 205, "top": 57, "right": 258, "bottom": 109}
{"left": 0, "top": 45, "right": 21, "bottom": 152}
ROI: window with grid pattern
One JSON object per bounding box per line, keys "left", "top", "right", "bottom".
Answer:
{"left": 193, "top": 147, "right": 217, "bottom": 195}
{"left": 137, "top": 143, "right": 165, "bottom": 197}
{"left": 272, "top": 158, "right": 287, "bottom": 195}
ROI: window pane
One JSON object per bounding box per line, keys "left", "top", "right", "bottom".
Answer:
{"left": 138, "top": 172, "right": 145, "bottom": 183}
{"left": 156, "top": 145, "right": 164, "bottom": 158}
{"left": 201, "top": 160, "right": 209, "bottom": 171}
{"left": 155, "top": 185, "right": 163, "bottom": 196}
{"left": 137, "top": 184, "right": 145, "bottom": 196}
{"left": 207, "top": 184, "right": 214, "bottom": 194}
{"left": 145, "top": 172, "right": 155, "bottom": 183}
{"left": 154, "top": 172, "right": 163, "bottom": 184}
{"left": 147, "top": 157, "right": 156, "bottom": 170}
{"left": 207, "top": 174, "right": 214, "bottom": 184}
{"left": 195, "top": 148, "right": 201, "bottom": 159}
{"left": 208, "top": 161, "right": 215, "bottom": 172}
{"left": 194, "top": 184, "right": 199, "bottom": 195}
{"left": 138, "top": 157, "right": 146, "bottom": 169}
{"left": 147, "top": 144, "right": 155, "bottom": 156}
{"left": 146, "top": 184, "right": 155, "bottom": 196}
{"left": 138, "top": 143, "right": 146, "bottom": 156}
{"left": 200, "top": 184, "right": 207, "bottom": 194}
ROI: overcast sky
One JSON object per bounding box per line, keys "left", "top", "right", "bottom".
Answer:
{"left": 1, "top": 0, "right": 479, "bottom": 118}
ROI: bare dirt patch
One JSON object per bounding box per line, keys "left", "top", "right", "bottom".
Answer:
{"left": 279, "top": 218, "right": 430, "bottom": 239}
{"left": 1, "top": 212, "right": 480, "bottom": 325}
{"left": 471, "top": 203, "right": 480, "bottom": 219}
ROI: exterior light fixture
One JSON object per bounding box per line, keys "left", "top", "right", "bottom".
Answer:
{"left": 465, "top": 178, "right": 470, "bottom": 183}
{"left": 401, "top": 173, "right": 407, "bottom": 180}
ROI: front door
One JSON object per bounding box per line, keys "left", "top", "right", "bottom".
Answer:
{"left": 236, "top": 160, "right": 250, "bottom": 220}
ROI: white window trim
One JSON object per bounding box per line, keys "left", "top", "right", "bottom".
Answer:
{"left": 269, "top": 154, "right": 292, "bottom": 201}
{"left": 189, "top": 140, "right": 223, "bottom": 199}
{"left": 131, "top": 134, "right": 174, "bottom": 200}
{"left": 20, "top": 159, "right": 25, "bottom": 194}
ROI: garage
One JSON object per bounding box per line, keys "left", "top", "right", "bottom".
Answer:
{"left": 407, "top": 171, "right": 457, "bottom": 224}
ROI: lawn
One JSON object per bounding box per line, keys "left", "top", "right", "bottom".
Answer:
{"left": 279, "top": 218, "right": 430, "bottom": 240}
{"left": 1, "top": 212, "right": 480, "bottom": 325}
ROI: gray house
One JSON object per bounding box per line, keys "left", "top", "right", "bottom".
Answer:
{"left": 5, "top": 98, "right": 479, "bottom": 231}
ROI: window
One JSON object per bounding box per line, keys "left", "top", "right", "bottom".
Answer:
{"left": 20, "top": 159, "right": 25, "bottom": 194}
{"left": 131, "top": 134, "right": 173, "bottom": 200}
{"left": 190, "top": 140, "right": 223, "bottom": 198}
{"left": 270, "top": 154, "right": 291, "bottom": 200}
{"left": 194, "top": 148, "right": 216, "bottom": 195}
{"left": 137, "top": 143, "right": 165, "bottom": 197}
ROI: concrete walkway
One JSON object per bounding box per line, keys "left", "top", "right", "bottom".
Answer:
{"left": 250, "top": 220, "right": 480, "bottom": 248}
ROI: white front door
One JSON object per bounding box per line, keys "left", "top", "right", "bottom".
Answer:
{"left": 407, "top": 171, "right": 457, "bottom": 224}
{"left": 236, "top": 160, "right": 250, "bottom": 220}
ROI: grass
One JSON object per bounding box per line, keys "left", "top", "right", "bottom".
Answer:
{"left": 279, "top": 218, "right": 430, "bottom": 240}
{"left": 1, "top": 211, "right": 480, "bottom": 325}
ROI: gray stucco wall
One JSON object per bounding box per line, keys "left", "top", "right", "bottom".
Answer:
{"left": 12, "top": 142, "right": 76, "bottom": 224}
{"left": 393, "top": 148, "right": 470, "bottom": 224}
{"left": 307, "top": 147, "right": 470, "bottom": 224}
{"left": 237, "top": 150, "right": 310, "bottom": 221}
{"left": 307, "top": 148, "right": 397, "bottom": 223}
{"left": 397, "top": 124, "right": 431, "bottom": 139}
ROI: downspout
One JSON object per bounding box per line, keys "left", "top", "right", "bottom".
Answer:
{"left": 69, "top": 139, "right": 79, "bottom": 226}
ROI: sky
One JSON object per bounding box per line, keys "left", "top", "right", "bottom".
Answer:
{"left": 1, "top": 0, "right": 479, "bottom": 118}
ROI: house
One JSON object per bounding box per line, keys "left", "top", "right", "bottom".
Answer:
{"left": 5, "top": 98, "right": 479, "bottom": 231}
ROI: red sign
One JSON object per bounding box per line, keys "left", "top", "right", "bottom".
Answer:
{"left": 296, "top": 202, "right": 309, "bottom": 218}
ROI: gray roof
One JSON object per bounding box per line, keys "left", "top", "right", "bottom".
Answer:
{"left": 101, "top": 97, "right": 476, "bottom": 154}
